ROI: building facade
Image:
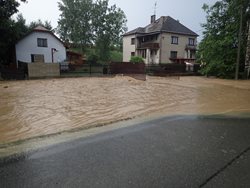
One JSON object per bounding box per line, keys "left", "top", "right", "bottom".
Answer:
{"left": 15, "top": 26, "right": 66, "bottom": 65}
{"left": 123, "top": 16, "right": 198, "bottom": 64}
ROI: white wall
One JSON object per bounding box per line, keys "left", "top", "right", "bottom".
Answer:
{"left": 149, "top": 50, "right": 160, "bottom": 64}
{"left": 15, "top": 31, "right": 66, "bottom": 64}
{"left": 123, "top": 35, "right": 136, "bottom": 62}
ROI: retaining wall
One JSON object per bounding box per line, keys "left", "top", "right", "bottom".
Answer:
{"left": 28, "top": 63, "right": 60, "bottom": 78}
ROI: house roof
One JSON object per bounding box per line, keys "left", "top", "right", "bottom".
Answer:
{"left": 16, "top": 25, "right": 65, "bottom": 46}
{"left": 123, "top": 16, "right": 198, "bottom": 37}
{"left": 33, "top": 25, "right": 51, "bottom": 32}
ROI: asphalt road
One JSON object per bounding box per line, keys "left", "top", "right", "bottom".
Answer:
{"left": 0, "top": 115, "right": 250, "bottom": 188}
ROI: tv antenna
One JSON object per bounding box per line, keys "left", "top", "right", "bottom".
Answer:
{"left": 154, "top": 1, "right": 157, "bottom": 16}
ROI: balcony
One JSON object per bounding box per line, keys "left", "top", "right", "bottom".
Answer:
{"left": 137, "top": 42, "right": 160, "bottom": 49}
{"left": 185, "top": 44, "right": 197, "bottom": 50}
{"left": 169, "top": 58, "right": 196, "bottom": 64}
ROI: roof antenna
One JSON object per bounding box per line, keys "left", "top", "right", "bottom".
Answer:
{"left": 154, "top": 1, "right": 157, "bottom": 16}
{"left": 151, "top": 1, "right": 157, "bottom": 23}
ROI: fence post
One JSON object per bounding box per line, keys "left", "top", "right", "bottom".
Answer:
{"left": 89, "top": 62, "right": 92, "bottom": 76}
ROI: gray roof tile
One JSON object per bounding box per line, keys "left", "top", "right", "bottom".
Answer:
{"left": 124, "top": 16, "right": 198, "bottom": 37}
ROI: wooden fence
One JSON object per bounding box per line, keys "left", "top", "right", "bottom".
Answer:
{"left": 0, "top": 62, "right": 27, "bottom": 80}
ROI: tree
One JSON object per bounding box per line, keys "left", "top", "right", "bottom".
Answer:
{"left": 92, "top": 0, "right": 127, "bottom": 61}
{"left": 29, "top": 19, "right": 54, "bottom": 32}
{"left": 0, "top": 0, "right": 27, "bottom": 65}
{"left": 57, "top": 0, "right": 93, "bottom": 53}
{"left": 198, "top": 0, "right": 250, "bottom": 78}
{"left": 0, "top": 0, "right": 26, "bottom": 20}
{"left": 57, "top": 0, "right": 127, "bottom": 58}
{"left": 14, "top": 14, "right": 29, "bottom": 38}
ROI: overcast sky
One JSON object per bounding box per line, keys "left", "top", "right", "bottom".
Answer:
{"left": 17, "top": 0, "right": 218, "bottom": 41}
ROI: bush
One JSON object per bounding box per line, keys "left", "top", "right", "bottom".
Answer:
{"left": 87, "top": 52, "right": 99, "bottom": 63}
{"left": 199, "top": 60, "right": 235, "bottom": 79}
{"left": 130, "top": 56, "right": 144, "bottom": 63}
{"left": 110, "top": 51, "right": 122, "bottom": 62}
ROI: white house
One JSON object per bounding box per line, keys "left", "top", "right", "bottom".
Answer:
{"left": 15, "top": 26, "right": 66, "bottom": 66}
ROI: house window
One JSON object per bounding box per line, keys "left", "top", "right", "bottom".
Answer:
{"left": 171, "top": 36, "right": 178, "bottom": 44}
{"left": 37, "top": 38, "right": 48, "bottom": 47}
{"left": 189, "top": 38, "right": 195, "bottom": 46}
{"left": 131, "top": 38, "right": 135, "bottom": 45}
{"left": 170, "top": 51, "right": 178, "bottom": 59}
{"left": 31, "top": 54, "right": 45, "bottom": 62}
{"left": 131, "top": 52, "right": 135, "bottom": 57}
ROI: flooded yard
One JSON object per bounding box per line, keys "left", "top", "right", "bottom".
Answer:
{"left": 0, "top": 76, "right": 250, "bottom": 144}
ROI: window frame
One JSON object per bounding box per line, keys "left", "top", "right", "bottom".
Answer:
{"left": 188, "top": 38, "right": 195, "bottom": 46}
{"left": 171, "top": 36, "right": 178, "bottom": 45}
{"left": 170, "top": 51, "right": 178, "bottom": 59}
{"left": 131, "top": 38, "right": 135, "bottom": 45}
{"left": 37, "top": 38, "right": 48, "bottom": 47}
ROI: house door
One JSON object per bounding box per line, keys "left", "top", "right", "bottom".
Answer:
{"left": 31, "top": 54, "right": 45, "bottom": 63}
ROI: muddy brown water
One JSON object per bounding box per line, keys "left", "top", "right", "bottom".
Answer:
{"left": 0, "top": 76, "right": 250, "bottom": 145}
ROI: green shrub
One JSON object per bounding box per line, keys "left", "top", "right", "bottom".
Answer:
{"left": 110, "top": 51, "right": 123, "bottom": 62}
{"left": 87, "top": 52, "right": 99, "bottom": 63}
{"left": 130, "top": 56, "right": 144, "bottom": 63}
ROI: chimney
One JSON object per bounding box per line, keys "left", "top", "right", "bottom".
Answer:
{"left": 151, "top": 15, "right": 156, "bottom": 24}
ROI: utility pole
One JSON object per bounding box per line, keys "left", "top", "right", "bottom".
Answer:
{"left": 235, "top": 3, "right": 243, "bottom": 80}
{"left": 245, "top": 20, "right": 250, "bottom": 79}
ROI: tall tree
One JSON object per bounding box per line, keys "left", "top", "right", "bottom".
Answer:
{"left": 198, "top": 0, "right": 250, "bottom": 78}
{"left": 57, "top": 0, "right": 93, "bottom": 52}
{"left": 0, "top": 0, "right": 27, "bottom": 65}
{"left": 57, "top": 0, "right": 127, "bottom": 58}
{"left": 92, "top": 0, "right": 127, "bottom": 61}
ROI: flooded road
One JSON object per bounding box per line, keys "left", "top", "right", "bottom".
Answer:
{"left": 0, "top": 76, "right": 250, "bottom": 144}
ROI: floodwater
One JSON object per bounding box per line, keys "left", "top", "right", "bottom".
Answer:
{"left": 0, "top": 76, "right": 250, "bottom": 144}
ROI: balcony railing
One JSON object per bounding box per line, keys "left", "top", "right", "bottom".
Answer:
{"left": 137, "top": 42, "right": 160, "bottom": 49}
{"left": 169, "top": 58, "right": 196, "bottom": 64}
{"left": 185, "top": 44, "right": 197, "bottom": 50}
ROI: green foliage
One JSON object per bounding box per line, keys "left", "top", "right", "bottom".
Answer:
{"left": 29, "top": 19, "right": 54, "bottom": 32}
{"left": 0, "top": 0, "right": 27, "bottom": 65}
{"left": 130, "top": 56, "right": 144, "bottom": 63}
{"left": 87, "top": 51, "right": 99, "bottom": 63}
{"left": 57, "top": 0, "right": 127, "bottom": 59}
{"left": 199, "top": 0, "right": 250, "bottom": 78}
{"left": 110, "top": 51, "right": 122, "bottom": 62}
{"left": 57, "top": 0, "right": 93, "bottom": 53}
{"left": 92, "top": 0, "right": 127, "bottom": 61}
{"left": 0, "top": 0, "right": 26, "bottom": 20}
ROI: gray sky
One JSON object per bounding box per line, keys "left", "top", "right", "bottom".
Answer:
{"left": 17, "top": 0, "right": 218, "bottom": 41}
